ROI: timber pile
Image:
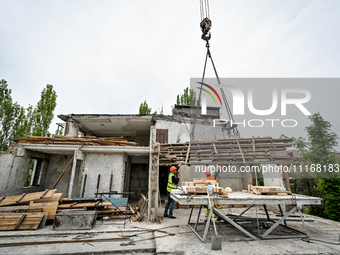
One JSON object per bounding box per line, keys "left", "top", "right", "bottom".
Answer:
{"left": 0, "top": 190, "right": 60, "bottom": 230}
{"left": 0, "top": 190, "right": 148, "bottom": 230}
{"left": 160, "top": 136, "right": 294, "bottom": 166}
{"left": 57, "top": 198, "right": 144, "bottom": 222}
{"left": 57, "top": 198, "right": 111, "bottom": 211}
{"left": 182, "top": 178, "right": 232, "bottom": 196}
{"left": 243, "top": 185, "right": 292, "bottom": 196}
{"left": 133, "top": 194, "right": 148, "bottom": 222}
{"left": 95, "top": 194, "right": 148, "bottom": 222}
{"left": 12, "top": 135, "right": 137, "bottom": 146}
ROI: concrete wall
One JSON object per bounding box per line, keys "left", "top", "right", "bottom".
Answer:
{"left": 263, "top": 164, "right": 285, "bottom": 188}
{"left": 129, "top": 163, "right": 149, "bottom": 200}
{"left": 81, "top": 153, "right": 126, "bottom": 198}
{"left": 0, "top": 153, "right": 30, "bottom": 196}
{"left": 154, "top": 120, "right": 231, "bottom": 144}
{"left": 43, "top": 155, "right": 74, "bottom": 196}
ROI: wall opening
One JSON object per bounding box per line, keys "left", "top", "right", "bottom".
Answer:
{"left": 159, "top": 166, "right": 169, "bottom": 199}
{"left": 25, "top": 158, "right": 43, "bottom": 187}
{"left": 129, "top": 163, "right": 149, "bottom": 201}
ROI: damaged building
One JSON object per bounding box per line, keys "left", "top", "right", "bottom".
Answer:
{"left": 0, "top": 105, "right": 290, "bottom": 222}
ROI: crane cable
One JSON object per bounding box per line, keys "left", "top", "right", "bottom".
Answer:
{"left": 191, "top": 1, "right": 240, "bottom": 140}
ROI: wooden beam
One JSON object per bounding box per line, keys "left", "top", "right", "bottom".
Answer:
{"left": 16, "top": 193, "right": 26, "bottom": 203}
{"left": 40, "top": 189, "right": 49, "bottom": 199}
{"left": 52, "top": 156, "right": 74, "bottom": 189}
{"left": 13, "top": 214, "right": 26, "bottom": 230}
{"left": 81, "top": 174, "right": 87, "bottom": 198}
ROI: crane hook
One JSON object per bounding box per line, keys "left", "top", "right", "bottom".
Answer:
{"left": 200, "top": 17, "right": 212, "bottom": 41}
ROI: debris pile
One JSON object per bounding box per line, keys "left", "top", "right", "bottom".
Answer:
{"left": 0, "top": 190, "right": 148, "bottom": 231}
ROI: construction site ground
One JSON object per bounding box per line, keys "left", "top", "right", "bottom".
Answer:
{"left": 1, "top": 205, "right": 340, "bottom": 255}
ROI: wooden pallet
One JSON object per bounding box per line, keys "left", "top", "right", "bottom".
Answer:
{"left": 29, "top": 201, "right": 59, "bottom": 220}
{"left": 0, "top": 189, "right": 57, "bottom": 207}
{"left": 0, "top": 213, "right": 44, "bottom": 231}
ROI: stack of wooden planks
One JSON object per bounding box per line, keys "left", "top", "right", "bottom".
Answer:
{"left": 57, "top": 198, "right": 143, "bottom": 222}
{"left": 12, "top": 135, "right": 137, "bottom": 146}
{"left": 0, "top": 189, "right": 60, "bottom": 230}
{"left": 160, "top": 136, "right": 294, "bottom": 166}
{"left": 57, "top": 198, "right": 111, "bottom": 211}
{"left": 243, "top": 185, "right": 292, "bottom": 196}
{"left": 0, "top": 190, "right": 150, "bottom": 230}
{"left": 182, "top": 179, "right": 232, "bottom": 196}
{"left": 132, "top": 194, "right": 148, "bottom": 222}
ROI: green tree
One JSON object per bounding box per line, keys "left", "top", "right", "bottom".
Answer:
{"left": 0, "top": 80, "right": 58, "bottom": 151}
{"left": 31, "top": 84, "right": 57, "bottom": 137}
{"left": 176, "top": 87, "right": 198, "bottom": 106}
{"left": 139, "top": 100, "right": 152, "bottom": 115}
{"left": 0, "top": 79, "right": 21, "bottom": 151}
{"left": 294, "top": 112, "right": 340, "bottom": 220}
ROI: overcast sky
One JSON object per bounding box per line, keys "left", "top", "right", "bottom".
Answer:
{"left": 1, "top": 0, "right": 339, "bottom": 149}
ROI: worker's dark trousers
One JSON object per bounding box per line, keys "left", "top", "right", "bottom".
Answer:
{"left": 164, "top": 191, "right": 175, "bottom": 217}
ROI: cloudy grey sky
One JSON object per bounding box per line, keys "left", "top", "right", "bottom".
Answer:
{"left": 1, "top": 0, "right": 339, "bottom": 149}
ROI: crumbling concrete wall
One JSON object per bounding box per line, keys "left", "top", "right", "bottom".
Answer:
{"left": 0, "top": 153, "right": 29, "bottom": 196}
{"left": 81, "top": 153, "right": 126, "bottom": 197}
{"left": 43, "top": 154, "right": 74, "bottom": 196}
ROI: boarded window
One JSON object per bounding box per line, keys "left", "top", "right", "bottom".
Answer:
{"left": 156, "top": 129, "right": 168, "bottom": 144}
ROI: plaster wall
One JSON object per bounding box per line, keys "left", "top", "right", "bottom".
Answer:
{"left": 154, "top": 120, "right": 230, "bottom": 144}
{"left": 263, "top": 164, "right": 285, "bottom": 187}
{"left": 0, "top": 153, "right": 29, "bottom": 196}
{"left": 81, "top": 153, "right": 126, "bottom": 198}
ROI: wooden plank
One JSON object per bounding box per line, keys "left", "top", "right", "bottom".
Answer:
{"left": 109, "top": 170, "right": 113, "bottom": 198}
{"left": 29, "top": 201, "right": 59, "bottom": 221}
{"left": 0, "top": 190, "right": 57, "bottom": 207}
{"left": 129, "top": 205, "right": 136, "bottom": 215}
{"left": 0, "top": 197, "right": 5, "bottom": 203}
{"left": 184, "top": 142, "right": 191, "bottom": 165}
{"left": 252, "top": 136, "right": 255, "bottom": 152}
{"left": 0, "top": 214, "right": 44, "bottom": 231}
{"left": 58, "top": 202, "right": 112, "bottom": 209}
{"left": 212, "top": 143, "right": 217, "bottom": 154}
{"left": 16, "top": 193, "right": 26, "bottom": 203}
{"left": 95, "top": 174, "right": 101, "bottom": 198}
{"left": 0, "top": 205, "right": 29, "bottom": 212}
{"left": 35, "top": 193, "right": 62, "bottom": 203}
{"left": 14, "top": 215, "right": 26, "bottom": 230}
{"left": 40, "top": 189, "right": 49, "bottom": 198}
{"left": 82, "top": 174, "right": 87, "bottom": 198}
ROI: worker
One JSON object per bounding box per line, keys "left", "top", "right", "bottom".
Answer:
{"left": 204, "top": 169, "right": 221, "bottom": 221}
{"left": 164, "top": 165, "right": 180, "bottom": 219}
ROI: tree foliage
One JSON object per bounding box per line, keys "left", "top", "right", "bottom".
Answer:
{"left": 0, "top": 80, "right": 58, "bottom": 151}
{"left": 176, "top": 87, "right": 198, "bottom": 106}
{"left": 139, "top": 100, "right": 151, "bottom": 115}
{"left": 294, "top": 112, "right": 340, "bottom": 220}
{"left": 0, "top": 80, "right": 19, "bottom": 151}
{"left": 32, "top": 84, "right": 57, "bottom": 137}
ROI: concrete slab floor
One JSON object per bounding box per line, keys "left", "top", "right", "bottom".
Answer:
{"left": 1, "top": 207, "right": 340, "bottom": 255}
